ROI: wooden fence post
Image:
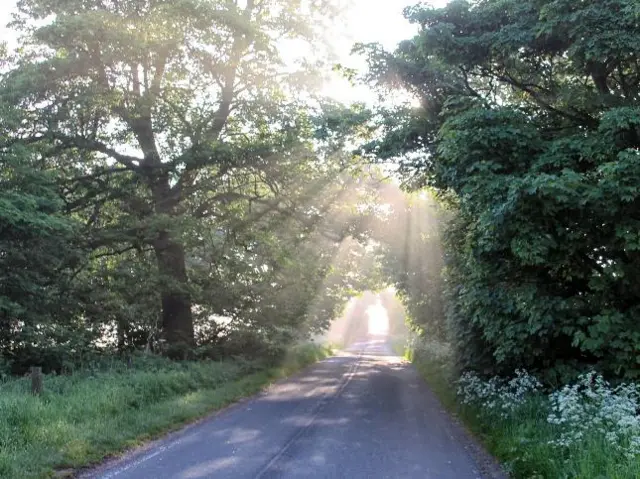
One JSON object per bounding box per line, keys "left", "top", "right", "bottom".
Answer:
{"left": 31, "top": 366, "right": 43, "bottom": 395}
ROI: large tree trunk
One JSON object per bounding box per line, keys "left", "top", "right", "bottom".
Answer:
{"left": 125, "top": 91, "right": 197, "bottom": 355}
{"left": 154, "top": 231, "right": 195, "bottom": 354}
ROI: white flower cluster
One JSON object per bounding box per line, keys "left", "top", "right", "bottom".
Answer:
{"left": 457, "top": 369, "right": 542, "bottom": 418}
{"left": 547, "top": 371, "right": 640, "bottom": 458}
{"left": 457, "top": 369, "right": 640, "bottom": 460}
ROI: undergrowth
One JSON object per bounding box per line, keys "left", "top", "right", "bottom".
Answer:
{"left": 403, "top": 337, "right": 640, "bottom": 479}
{"left": 0, "top": 343, "right": 331, "bottom": 478}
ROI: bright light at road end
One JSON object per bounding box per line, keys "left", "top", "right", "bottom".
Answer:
{"left": 366, "top": 299, "right": 389, "bottom": 336}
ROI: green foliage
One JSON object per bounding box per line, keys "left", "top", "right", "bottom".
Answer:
{"left": 364, "top": 0, "right": 640, "bottom": 381}
{"left": 0, "top": 0, "right": 379, "bottom": 367}
{"left": 0, "top": 146, "right": 95, "bottom": 374}
{"left": 0, "top": 345, "right": 331, "bottom": 478}
{"left": 376, "top": 190, "right": 448, "bottom": 341}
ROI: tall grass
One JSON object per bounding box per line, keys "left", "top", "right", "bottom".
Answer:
{"left": 0, "top": 344, "right": 331, "bottom": 478}
{"left": 403, "top": 338, "right": 640, "bottom": 479}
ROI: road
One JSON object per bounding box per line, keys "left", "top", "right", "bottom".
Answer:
{"left": 83, "top": 338, "right": 505, "bottom": 479}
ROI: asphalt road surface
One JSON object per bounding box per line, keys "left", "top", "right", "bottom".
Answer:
{"left": 83, "top": 338, "right": 505, "bottom": 479}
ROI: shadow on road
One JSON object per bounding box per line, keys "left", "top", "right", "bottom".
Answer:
{"left": 85, "top": 336, "right": 500, "bottom": 479}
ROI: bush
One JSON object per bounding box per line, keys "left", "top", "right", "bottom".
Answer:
{"left": 195, "top": 328, "right": 287, "bottom": 363}
{"left": 457, "top": 369, "right": 542, "bottom": 419}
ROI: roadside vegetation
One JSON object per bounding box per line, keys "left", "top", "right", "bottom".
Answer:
{"left": 405, "top": 338, "right": 640, "bottom": 479}
{"left": 0, "top": 344, "right": 331, "bottom": 478}
{"left": 362, "top": 0, "right": 640, "bottom": 477}
{"left": 0, "top": 0, "right": 382, "bottom": 380}
{"left": 0, "top": 1, "right": 421, "bottom": 476}
{"left": 2, "top": 0, "right": 640, "bottom": 477}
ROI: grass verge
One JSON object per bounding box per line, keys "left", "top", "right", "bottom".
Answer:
{"left": 405, "top": 346, "right": 640, "bottom": 479}
{"left": 0, "top": 344, "right": 332, "bottom": 479}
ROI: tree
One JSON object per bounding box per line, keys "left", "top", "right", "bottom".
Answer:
{"left": 0, "top": 141, "right": 90, "bottom": 372}
{"left": 2, "top": 0, "right": 342, "bottom": 352}
{"left": 362, "top": 0, "right": 640, "bottom": 381}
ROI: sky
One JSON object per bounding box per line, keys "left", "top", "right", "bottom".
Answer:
{"left": 323, "top": 0, "right": 419, "bottom": 103}
{"left": 0, "top": 0, "right": 447, "bottom": 104}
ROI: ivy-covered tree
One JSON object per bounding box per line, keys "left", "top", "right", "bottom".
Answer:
{"left": 363, "top": 0, "right": 640, "bottom": 381}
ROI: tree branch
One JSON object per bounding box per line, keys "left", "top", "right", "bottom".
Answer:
{"left": 50, "top": 133, "right": 143, "bottom": 168}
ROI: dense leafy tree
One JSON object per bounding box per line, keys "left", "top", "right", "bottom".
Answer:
{"left": 1, "top": 0, "right": 352, "bottom": 355}
{"left": 0, "top": 143, "right": 92, "bottom": 372}
{"left": 363, "top": 0, "right": 640, "bottom": 381}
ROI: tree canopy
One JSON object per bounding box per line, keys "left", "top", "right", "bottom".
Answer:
{"left": 0, "top": 0, "right": 387, "bottom": 370}
{"left": 362, "top": 0, "right": 640, "bottom": 381}
{"left": 3, "top": 0, "right": 639, "bottom": 386}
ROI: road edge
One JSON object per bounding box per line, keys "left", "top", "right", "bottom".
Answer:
{"left": 71, "top": 347, "right": 334, "bottom": 479}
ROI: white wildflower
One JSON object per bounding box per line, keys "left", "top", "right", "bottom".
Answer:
{"left": 547, "top": 371, "right": 640, "bottom": 457}
{"left": 457, "top": 369, "right": 542, "bottom": 419}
